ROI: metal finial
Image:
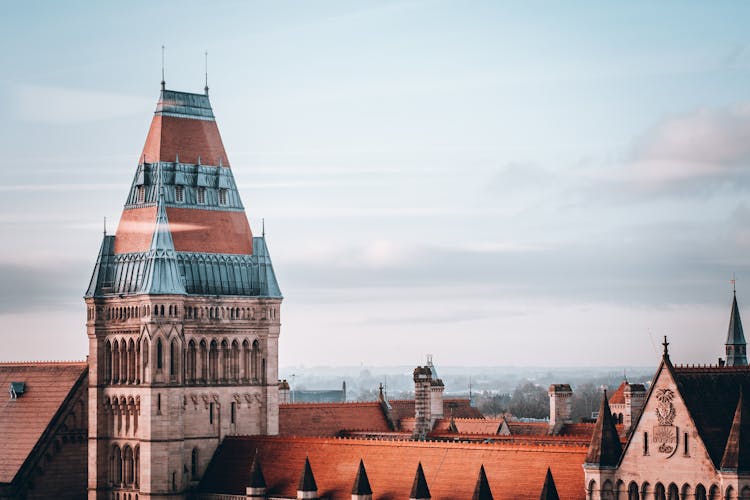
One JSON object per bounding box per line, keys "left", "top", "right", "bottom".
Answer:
{"left": 662, "top": 335, "right": 670, "bottom": 358}
{"left": 161, "top": 45, "right": 166, "bottom": 90}
{"left": 204, "top": 50, "right": 209, "bottom": 95}
{"left": 731, "top": 273, "right": 737, "bottom": 294}
{"left": 262, "top": 218, "right": 265, "bottom": 237}
{"left": 103, "top": 216, "right": 107, "bottom": 236}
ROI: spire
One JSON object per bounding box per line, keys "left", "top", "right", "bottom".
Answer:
{"left": 246, "top": 451, "right": 267, "bottom": 498}
{"left": 139, "top": 187, "right": 186, "bottom": 295}
{"left": 351, "top": 459, "right": 373, "bottom": 498}
{"left": 539, "top": 467, "right": 560, "bottom": 500}
{"left": 726, "top": 290, "right": 748, "bottom": 366}
{"left": 585, "top": 390, "right": 623, "bottom": 467}
{"left": 409, "top": 462, "right": 431, "bottom": 500}
{"left": 471, "top": 465, "right": 493, "bottom": 500}
{"left": 297, "top": 457, "right": 318, "bottom": 499}
{"left": 662, "top": 335, "right": 670, "bottom": 361}
{"left": 204, "top": 50, "right": 209, "bottom": 96}
{"left": 721, "top": 386, "right": 750, "bottom": 472}
{"left": 161, "top": 45, "right": 166, "bottom": 91}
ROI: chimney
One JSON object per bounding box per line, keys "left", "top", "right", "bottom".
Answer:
{"left": 427, "top": 358, "right": 444, "bottom": 422}
{"left": 413, "top": 366, "right": 432, "bottom": 440}
{"left": 623, "top": 383, "right": 646, "bottom": 433}
{"left": 279, "top": 380, "right": 290, "bottom": 404}
{"left": 548, "top": 384, "right": 572, "bottom": 435}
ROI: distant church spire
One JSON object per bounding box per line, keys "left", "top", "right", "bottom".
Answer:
{"left": 161, "top": 45, "right": 166, "bottom": 91}
{"left": 725, "top": 285, "right": 747, "bottom": 366}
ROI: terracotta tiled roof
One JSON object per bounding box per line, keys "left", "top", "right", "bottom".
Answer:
{"left": 452, "top": 418, "right": 503, "bottom": 435}
{"left": 506, "top": 422, "right": 549, "bottom": 436}
{"left": 114, "top": 206, "right": 254, "bottom": 255}
{"left": 199, "top": 435, "right": 588, "bottom": 499}
{"left": 671, "top": 364, "right": 750, "bottom": 468}
{"left": 279, "top": 402, "right": 391, "bottom": 437}
{"left": 0, "top": 362, "right": 87, "bottom": 484}
{"left": 389, "top": 398, "right": 482, "bottom": 424}
{"left": 609, "top": 382, "right": 627, "bottom": 405}
{"left": 142, "top": 114, "right": 230, "bottom": 167}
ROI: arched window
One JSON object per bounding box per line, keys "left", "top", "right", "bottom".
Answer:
{"left": 682, "top": 484, "right": 693, "bottom": 500}
{"left": 123, "top": 446, "right": 134, "bottom": 485}
{"left": 157, "top": 339, "right": 163, "bottom": 370}
{"left": 602, "top": 480, "right": 614, "bottom": 500}
{"left": 629, "top": 482, "right": 640, "bottom": 500}
{"left": 667, "top": 483, "right": 679, "bottom": 499}
{"left": 242, "top": 340, "right": 250, "bottom": 381}
{"left": 112, "top": 445, "right": 122, "bottom": 485}
{"left": 709, "top": 485, "right": 720, "bottom": 500}
{"left": 231, "top": 340, "right": 240, "bottom": 381}
{"left": 209, "top": 340, "right": 218, "bottom": 381}
{"left": 252, "top": 340, "right": 261, "bottom": 381}
{"left": 725, "top": 486, "right": 734, "bottom": 500}
{"left": 112, "top": 340, "right": 120, "bottom": 383}
{"left": 655, "top": 483, "right": 666, "bottom": 500}
{"left": 588, "top": 480, "right": 597, "bottom": 500}
{"left": 170, "top": 339, "right": 178, "bottom": 377}
{"left": 695, "top": 484, "right": 707, "bottom": 500}
{"left": 199, "top": 340, "right": 208, "bottom": 382}
{"left": 142, "top": 339, "right": 150, "bottom": 383}
{"left": 191, "top": 448, "right": 199, "bottom": 479}
{"left": 104, "top": 340, "right": 112, "bottom": 383}
{"left": 187, "top": 341, "right": 196, "bottom": 383}
{"left": 741, "top": 486, "right": 750, "bottom": 500}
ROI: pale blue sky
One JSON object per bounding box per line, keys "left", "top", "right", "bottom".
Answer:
{"left": 1, "top": 1, "right": 749, "bottom": 366}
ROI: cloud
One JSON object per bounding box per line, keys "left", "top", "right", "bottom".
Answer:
{"left": 13, "top": 84, "right": 151, "bottom": 124}
{"left": 624, "top": 103, "right": 750, "bottom": 191}
{"left": 0, "top": 261, "right": 89, "bottom": 314}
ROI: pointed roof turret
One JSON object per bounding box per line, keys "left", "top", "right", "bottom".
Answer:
{"left": 246, "top": 451, "right": 267, "bottom": 498}
{"left": 539, "top": 467, "right": 560, "bottom": 500}
{"left": 726, "top": 291, "right": 748, "bottom": 366}
{"left": 351, "top": 459, "right": 373, "bottom": 497}
{"left": 139, "top": 187, "right": 185, "bottom": 295}
{"left": 721, "top": 387, "right": 750, "bottom": 472}
{"left": 409, "top": 462, "right": 431, "bottom": 500}
{"left": 471, "top": 465, "right": 493, "bottom": 500}
{"left": 585, "top": 390, "right": 623, "bottom": 467}
{"left": 297, "top": 457, "right": 318, "bottom": 498}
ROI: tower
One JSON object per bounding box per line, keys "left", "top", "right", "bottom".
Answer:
{"left": 725, "top": 290, "right": 747, "bottom": 366}
{"left": 85, "top": 86, "right": 282, "bottom": 499}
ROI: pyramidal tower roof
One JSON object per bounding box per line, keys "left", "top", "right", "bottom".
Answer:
{"left": 351, "top": 459, "right": 373, "bottom": 496}
{"left": 726, "top": 291, "right": 747, "bottom": 366}
{"left": 86, "top": 85, "right": 281, "bottom": 299}
{"left": 585, "top": 390, "right": 623, "bottom": 467}
{"left": 410, "top": 462, "right": 431, "bottom": 500}
{"left": 471, "top": 465, "right": 493, "bottom": 500}
{"left": 721, "top": 386, "right": 750, "bottom": 472}
{"left": 539, "top": 467, "right": 560, "bottom": 500}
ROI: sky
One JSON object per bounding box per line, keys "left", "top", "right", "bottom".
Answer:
{"left": 0, "top": 1, "right": 749, "bottom": 367}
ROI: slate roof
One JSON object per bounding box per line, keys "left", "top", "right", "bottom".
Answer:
{"left": 671, "top": 364, "right": 750, "bottom": 469}
{"left": 720, "top": 387, "right": 750, "bottom": 472}
{"left": 351, "top": 459, "right": 372, "bottom": 495}
{"left": 410, "top": 462, "right": 431, "bottom": 499}
{"left": 199, "top": 435, "right": 588, "bottom": 499}
{"left": 585, "top": 392, "right": 623, "bottom": 467}
{"left": 539, "top": 467, "right": 560, "bottom": 500}
{"left": 472, "top": 465, "right": 493, "bottom": 500}
{"left": 0, "top": 362, "right": 87, "bottom": 484}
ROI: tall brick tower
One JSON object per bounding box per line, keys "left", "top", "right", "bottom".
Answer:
{"left": 85, "top": 85, "right": 282, "bottom": 499}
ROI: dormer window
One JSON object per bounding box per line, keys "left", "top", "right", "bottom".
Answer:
{"left": 136, "top": 185, "right": 145, "bottom": 204}
{"left": 9, "top": 382, "right": 25, "bottom": 400}
{"left": 197, "top": 187, "right": 206, "bottom": 204}
{"left": 219, "top": 189, "right": 227, "bottom": 205}
{"left": 175, "top": 185, "right": 184, "bottom": 203}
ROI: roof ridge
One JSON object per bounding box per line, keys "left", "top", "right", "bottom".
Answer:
{"left": 0, "top": 360, "right": 87, "bottom": 365}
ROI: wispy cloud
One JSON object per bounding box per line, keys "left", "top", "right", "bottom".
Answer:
{"left": 12, "top": 84, "right": 151, "bottom": 124}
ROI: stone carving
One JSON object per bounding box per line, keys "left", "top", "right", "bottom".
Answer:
{"left": 653, "top": 388, "right": 678, "bottom": 456}
{"left": 233, "top": 393, "right": 241, "bottom": 407}
{"left": 655, "top": 389, "right": 676, "bottom": 426}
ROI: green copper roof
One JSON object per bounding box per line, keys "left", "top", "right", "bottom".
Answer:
{"left": 85, "top": 236, "right": 281, "bottom": 298}
{"left": 138, "top": 189, "right": 186, "bottom": 295}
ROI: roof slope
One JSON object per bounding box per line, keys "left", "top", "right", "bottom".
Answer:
{"left": 720, "top": 388, "right": 750, "bottom": 472}
{"left": 0, "top": 362, "right": 87, "bottom": 484}
{"left": 585, "top": 392, "right": 623, "bottom": 466}
{"left": 279, "top": 402, "right": 391, "bottom": 437}
{"left": 199, "top": 435, "right": 588, "bottom": 499}
{"left": 672, "top": 365, "right": 750, "bottom": 468}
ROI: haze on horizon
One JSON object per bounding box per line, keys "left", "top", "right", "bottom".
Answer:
{"left": 0, "top": 1, "right": 749, "bottom": 367}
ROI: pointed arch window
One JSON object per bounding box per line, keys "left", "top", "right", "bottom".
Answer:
{"left": 197, "top": 187, "right": 206, "bottom": 204}
{"left": 175, "top": 185, "right": 184, "bottom": 203}
{"left": 157, "top": 339, "right": 163, "bottom": 370}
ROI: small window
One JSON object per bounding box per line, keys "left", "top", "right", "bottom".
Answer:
{"left": 684, "top": 432, "right": 689, "bottom": 455}
{"left": 157, "top": 339, "right": 163, "bottom": 369}
{"left": 219, "top": 189, "right": 227, "bottom": 205}
{"left": 136, "top": 185, "right": 145, "bottom": 204}
{"left": 209, "top": 402, "right": 214, "bottom": 424}
{"left": 231, "top": 402, "right": 236, "bottom": 424}
{"left": 197, "top": 187, "right": 206, "bottom": 204}
{"left": 191, "top": 448, "right": 199, "bottom": 479}
{"left": 175, "top": 185, "right": 184, "bottom": 203}
{"left": 157, "top": 393, "right": 161, "bottom": 414}
{"left": 644, "top": 431, "right": 649, "bottom": 455}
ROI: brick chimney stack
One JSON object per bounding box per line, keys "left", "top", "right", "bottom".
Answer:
{"left": 548, "top": 384, "right": 573, "bottom": 435}
{"left": 413, "top": 366, "right": 432, "bottom": 440}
